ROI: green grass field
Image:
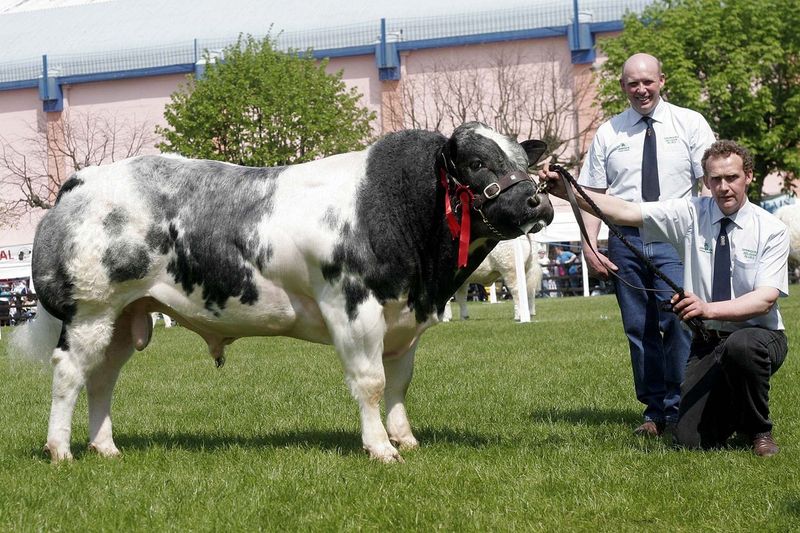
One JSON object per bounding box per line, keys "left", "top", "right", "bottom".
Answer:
{"left": 2, "top": 288, "right": 799, "bottom": 531}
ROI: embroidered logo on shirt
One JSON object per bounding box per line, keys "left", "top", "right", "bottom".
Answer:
{"left": 664, "top": 135, "right": 679, "bottom": 144}
{"left": 614, "top": 143, "right": 631, "bottom": 153}
{"left": 701, "top": 241, "right": 712, "bottom": 254}
{"left": 742, "top": 248, "right": 757, "bottom": 260}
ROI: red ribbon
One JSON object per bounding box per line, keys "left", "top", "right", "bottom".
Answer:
{"left": 439, "top": 168, "right": 472, "bottom": 268}
{"left": 456, "top": 187, "right": 472, "bottom": 268}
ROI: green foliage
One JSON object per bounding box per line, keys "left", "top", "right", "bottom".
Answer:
{"left": 2, "top": 288, "right": 800, "bottom": 530}
{"left": 597, "top": 0, "right": 800, "bottom": 197}
{"left": 157, "top": 35, "right": 376, "bottom": 166}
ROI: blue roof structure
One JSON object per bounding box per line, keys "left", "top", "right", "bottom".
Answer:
{"left": 0, "top": 0, "right": 654, "bottom": 109}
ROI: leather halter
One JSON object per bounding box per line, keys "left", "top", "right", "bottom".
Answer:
{"left": 472, "top": 170, "right": 535, "bottom": 212}
{"left": 439, "top": 152, "right": 537, "bottom": 266}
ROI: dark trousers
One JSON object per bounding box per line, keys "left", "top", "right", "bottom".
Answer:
{"left": 675, "top": 328, "right": 788, "bottom": 449}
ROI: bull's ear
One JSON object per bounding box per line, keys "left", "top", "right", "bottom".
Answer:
{"left": 440, "top": 136, "right": 458, "bottom": 175}
{"left": 521, "top": 140, "right": 548, "bottom": 167}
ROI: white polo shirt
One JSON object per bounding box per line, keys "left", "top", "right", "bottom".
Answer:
{"left": 579, "top": 100, "right": 716, "bottom": 202}
{"left": 641, "top": 197, "right": 790, "bottom": 331}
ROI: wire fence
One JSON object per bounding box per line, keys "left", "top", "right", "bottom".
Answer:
{"left": 0, "top": 0, "right": 654, "bottom": 85}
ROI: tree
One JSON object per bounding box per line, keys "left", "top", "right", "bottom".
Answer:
{"left": 157, "top": 35, "right": 376, "bottom": 166}
{"left": 384, "top": 49, "right": 601, "bottom": 169}
{"left": 596, "top": 0, "right": 800, "bottom": 197}
{"left": 0, "top": 110, "right": 156, "bottom": 227}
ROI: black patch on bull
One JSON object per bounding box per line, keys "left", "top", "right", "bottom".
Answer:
{"left": 54, "top": 176, "right": 84, "bottom": 205}
{"left": 343, "top": 277, "right": 369, "bottom": 319}
{"left": 130, "top": 156, "right": 283, "bottom": 313}
{"left": 31, "top": 200, "right": 86, "bottom": 322}
{"left": 321, "top": 129, "right": 450, "bottom": 322}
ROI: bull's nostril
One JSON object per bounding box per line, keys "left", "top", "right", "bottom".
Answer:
{"left": 528, "top": 196, "right": 540, "bottom": 208}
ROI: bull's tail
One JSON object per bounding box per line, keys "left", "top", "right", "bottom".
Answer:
{"left": 8, "top": 303, "right": 62, "bottom": 365}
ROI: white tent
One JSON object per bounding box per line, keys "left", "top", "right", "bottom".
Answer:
{"left": 533, "top": 210, "right": 609, "bottom": 298}
{"left": 0, "top": 261, "right": 31, "bottom": 280}
{"left": 532, "top": 210, "right": 608, "bottom": 244}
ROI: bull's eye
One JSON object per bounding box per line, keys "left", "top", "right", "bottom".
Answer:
{"left": 469, "top": 160, "right": 484, "bottom": 171}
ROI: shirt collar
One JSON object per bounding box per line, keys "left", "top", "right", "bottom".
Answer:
{"left": 711, "top": 199, "right": 752, "bottom": 228}
{"left": 626, "top": 99, "right": 668, "bottom": 128}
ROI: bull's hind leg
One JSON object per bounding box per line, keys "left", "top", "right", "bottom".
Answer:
{"left": 325, "top": 297, "right": 400, "bottom": 463}
{"left": 383, "top": 343, "right": 419, "bottom": 451}
{"left": 86, "top": 307, "right": 150, "bottom": 457}
{"left": 46, "top": 315, "right": 116, "bottom": 462}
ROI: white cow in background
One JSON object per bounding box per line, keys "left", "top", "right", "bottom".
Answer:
{"left": 443, "top": 235, "right": 543, "bottom": 321}
{"left": 775, "top": 204, "right": 800, "bottom": 279}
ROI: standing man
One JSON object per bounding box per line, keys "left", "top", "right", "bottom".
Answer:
{"left": 577, "top": 53, "right": 716, "bottom": 436}
{"left": 543, "top": 140, "right": 790, "bottom": 456}
{"left": 554, "top": 244, "right": 578, "bottom": 295}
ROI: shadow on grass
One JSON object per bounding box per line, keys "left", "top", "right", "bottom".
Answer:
{"left": 528, "top": 407, "right": 641, "bottom": 427}
{"left": 114, "top": 429, "right": 364, "bottom": 456}
{"left": 103, "top": 426, "right": 495, "bottom": 456}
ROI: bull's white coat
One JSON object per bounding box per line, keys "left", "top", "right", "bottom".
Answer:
{"left": 11, "top": 123, "right": 554, "bottom": 463}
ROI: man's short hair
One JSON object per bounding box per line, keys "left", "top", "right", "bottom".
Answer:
{"left": 702, "top": 140, "right": 754, "bottom": 176}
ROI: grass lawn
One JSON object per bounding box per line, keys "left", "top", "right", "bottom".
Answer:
{"left": 1, "top": 287, "right": 799, "bottom": 531}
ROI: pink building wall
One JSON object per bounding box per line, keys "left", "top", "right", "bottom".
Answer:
{"left": 0, "top": 37, "right": 598, "bottom": 253}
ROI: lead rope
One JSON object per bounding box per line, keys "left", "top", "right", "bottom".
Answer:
{"left": 548, "top": 164, "right": 710, "bottom": 341}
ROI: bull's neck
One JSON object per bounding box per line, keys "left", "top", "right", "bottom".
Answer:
{"left": 433, "top": 235, "right": 498, "bottom": 313}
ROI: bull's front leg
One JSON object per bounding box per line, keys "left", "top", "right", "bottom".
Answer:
{"left": 383, "top": 342, "right": 419, "bottom": 451}
{"left": 324, "top": 296, "right": 401, "bottom": 463}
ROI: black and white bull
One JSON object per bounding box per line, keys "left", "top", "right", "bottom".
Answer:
{"left": 12, "top": 122, "right": 554, "bottom": 463}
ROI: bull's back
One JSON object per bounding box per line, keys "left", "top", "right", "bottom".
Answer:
{"left": 33, "top": 153, "right": 366, "bottom": 325}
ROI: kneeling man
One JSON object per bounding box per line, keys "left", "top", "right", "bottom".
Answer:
{"left": 542, "top": 140, "right": 790, "bottom": 456}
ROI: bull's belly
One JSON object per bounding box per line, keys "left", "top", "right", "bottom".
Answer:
{"left": 147, "top": 280, "right": 434, "bottom": 357}
{"left": 147, "top": 279, "right": 332, "bottom": 344}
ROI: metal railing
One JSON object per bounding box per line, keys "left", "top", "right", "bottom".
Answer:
{"left": 0, "top": 0, "right": 654, "bottom": 85}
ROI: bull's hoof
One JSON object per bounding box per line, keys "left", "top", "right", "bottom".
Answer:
{"left": 44, "top": 443, "right": 73, "bottom": 463}
{"left": 88, "top": 442, "right": 121, "bottom": 458}
{"left": 215, "top": 356, "right": 225, "bottom": 368}
{"left": 364, "top": 443, "right": 404, "bottom": 464}
{"left": 390, "top": 436, "right": 419, "bottom": 451}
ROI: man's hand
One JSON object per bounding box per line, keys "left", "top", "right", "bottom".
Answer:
{"left": 670, "top": 291, "right": 710, "bottom": 321}
{"left": 538, "top": 164, "right": 569, "bottom": 200}
{"left": 583, "top": 246, "right": 617, "bottom": 279}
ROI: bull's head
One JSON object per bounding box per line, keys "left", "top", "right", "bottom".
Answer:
{"left": 439, "top": 122, "right": 554, "bottom": 241}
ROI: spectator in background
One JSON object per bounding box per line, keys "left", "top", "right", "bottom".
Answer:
{"left": 537, "top": 247, "right": 558, "bottom": 296}
{"left": 554, "top": 244, "right": 578, "bottom": 295}
{"left": 12, "top": 280, "right": 28, "bottom": 295}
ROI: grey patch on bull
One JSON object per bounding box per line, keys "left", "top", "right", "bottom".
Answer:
{"left": 103, "top": 208, "right": 128, "bottom": 237}
{"left": 102, "top": 241, "right": 151, "bottom": 283}
{"left": 321, "top": 206, "right": 340, "bottom": 230}
{"left": 145, "top": 224, "right": 171, "bottom": 255}
{"left": 130, "top": 156, "right": 284, "bottom": 311}
{"left": 256, "top": 241, "right": 273, "bottom": 272}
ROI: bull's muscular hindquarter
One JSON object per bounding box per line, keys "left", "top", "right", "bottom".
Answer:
{"left": 23, "top": 122, "right": 553, "bottom": 463}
